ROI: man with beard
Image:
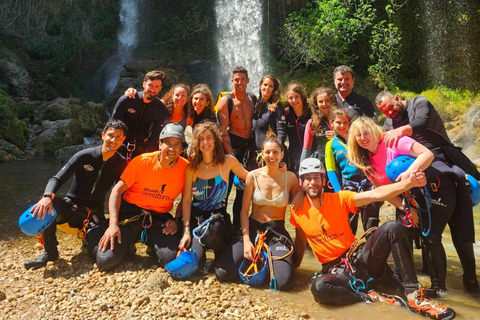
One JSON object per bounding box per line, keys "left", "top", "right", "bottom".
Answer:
{"left": 376, "top": 91, "right": 479, "bottom": 293}
{"left": 111, "top": 70, "right": 168, "bottom": 160}
{"left": 217, "top": 66, "right": 256, "bottom": 232}
{"left": 334, "top": 65, "right": 377, "bottom": 121}
{"left": 291, "top": 158, "right": 456, "bottom": 320}
{"left": 95, "top": 123, "right": 188, "bottom": 271}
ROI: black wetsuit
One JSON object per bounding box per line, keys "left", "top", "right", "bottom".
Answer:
{"left": 111, "top": 92, "right": 168, "bottom": 158}
{"left": 215, "top": 219, "right": 294, "bottom": 291}
{"left": 311, "top": 220, "right": 417, "bottom": 305}
{"left": 252, "top": 102, "right": 287, "bottom": 150}
{"left": 335, "top": 91, "right": 377, "bottom": 121}
{"left": 191, "top": 110, "right": 217, "bottom": 130}
{"left": 285, "top": 107, "right": 312, "bottom": 175}
{"left": 384, "top": 96, "right": 477, "bottom": 289}
{"left": 42, "top": 146, "right": 127, "bottom": 258}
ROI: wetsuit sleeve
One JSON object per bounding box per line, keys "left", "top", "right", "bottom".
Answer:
{"left": 408, "top": 97, "right": 431, "bottom": 134}
{"left": 111, "top": 95, "right": 128, "bottom": 120}
{"left": 147, "top": 102, "right": 168, "bottom": 150}
{"left": 325, "top": 139, "right": 342, "bottom": 192}
{"left": 300, "top": 119, "right": 314, "bottom": 163}
{"left": 44, "top": 152, "right": 82, "bottom": 194}
{"left": 275, "top": 103, "right": 287, "bottom": 144}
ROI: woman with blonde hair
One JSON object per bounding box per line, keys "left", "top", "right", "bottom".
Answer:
{"left": 347, "top": 116, "right": 473, "bottom": 294}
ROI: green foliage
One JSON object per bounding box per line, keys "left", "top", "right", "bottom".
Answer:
{"left": 420, "top": 86, "right": 477, "bottom": 122}
{"left": 145, "top": 0, "right": 215, "bottom": 61}
{"left": 0, "top": 90, "right": 27, "bottom": 149}
{"left": 42, "top": 128, "right": 66, "bottom": 154}
{"left": 278, "top": 0, "right": 377, "bottom": 72}
{"left": 368, "top": 21, "right": 401, "bottom": 90}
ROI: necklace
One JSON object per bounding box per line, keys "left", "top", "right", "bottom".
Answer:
{"left": 202, "top": 159, "right": 214, "bottom": 170}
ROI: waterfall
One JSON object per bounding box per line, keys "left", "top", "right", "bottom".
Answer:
{"left": 91, "top": 0, "right": 139, "bottom": 101}
{"left": 419, "top": 0, "right": 475, "bottom": 88}
{"left": 214, "top": 0, "right": 266, "bottom": 94}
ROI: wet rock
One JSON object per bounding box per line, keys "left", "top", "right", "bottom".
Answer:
{"left": 0, "top": 48, "right": 31, "bottom": 97}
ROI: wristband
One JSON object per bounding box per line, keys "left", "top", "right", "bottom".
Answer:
{"left": 43, "top": 193, "right": 55, "bottom": 201}
{"left": 184, "top": 231, "right": 191, "bottom": 235}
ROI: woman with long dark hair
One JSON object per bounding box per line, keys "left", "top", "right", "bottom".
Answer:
{"left": 252, "top": 75, "right": 286, "bottom": 167}
{"left": 179, "top": 121, "right": 247, "bottom": 272}
{"left": 284, "top": 82, "right": 312, "bottom": 175}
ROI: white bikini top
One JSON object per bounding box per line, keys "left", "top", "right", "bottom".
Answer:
{"left": 252, "top": 172, "right": 289, "bottom": 207}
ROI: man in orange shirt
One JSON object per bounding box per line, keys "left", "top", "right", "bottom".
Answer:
{"left": 291, "top": 158, "right": 455, "bottom": 320}
{"left": 94, "top": 123, "right": 188, "bottom": 271}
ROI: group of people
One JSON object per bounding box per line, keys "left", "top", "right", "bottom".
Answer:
{"left": 24, "top": 65, "right": 479, "bottom": 320}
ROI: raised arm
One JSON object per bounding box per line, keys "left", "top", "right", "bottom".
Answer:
{"left": 228, "top": 155, "right": 248, "bottom": 181}
{"left": 354, "top": 168, "right": 426, "bottom": 208}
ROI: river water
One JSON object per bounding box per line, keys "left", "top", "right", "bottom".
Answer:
{"left": 1, "top": 157, "right": 479, "bottom": 318}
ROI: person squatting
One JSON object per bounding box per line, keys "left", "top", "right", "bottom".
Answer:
{"left": 23, "top": 66, "right": 480, "bottom": 320}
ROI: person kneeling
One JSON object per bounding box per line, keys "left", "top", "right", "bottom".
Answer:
{"left": 291, "top": 158, "right": 455, "bottom": 320}
{"left": 96, "top": 123, "right": 188, "bottom": 271}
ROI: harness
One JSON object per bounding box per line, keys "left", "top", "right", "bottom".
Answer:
{"left": 402, "top": 186, "right": 433, "bottom": 237}
{"left": 126, "top": 101, "right": 148, "bottom": 163}
{"left": 313, "top": 227, "right": 377, "bottom": 293}
{"left": 192, "top": 213, "right": 223, "bottom": 246}
{"left": 242, "top": 229, "right": 294, "bottom": 291}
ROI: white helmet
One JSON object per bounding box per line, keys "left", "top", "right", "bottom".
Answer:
{"left": 299, "top": 158, "right": 325, "bottom": 177}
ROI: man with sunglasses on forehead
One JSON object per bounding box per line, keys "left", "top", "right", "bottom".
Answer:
{"left": 95, "top": 123, "right": 188, "bottom": 271}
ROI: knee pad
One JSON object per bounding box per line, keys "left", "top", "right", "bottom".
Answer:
{"left": 424, "top": 233, "right": 442, "bottom": 246}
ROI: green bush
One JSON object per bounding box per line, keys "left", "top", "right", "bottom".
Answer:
{"left": 0, "top": 90, "right": 27, "bottom": 149}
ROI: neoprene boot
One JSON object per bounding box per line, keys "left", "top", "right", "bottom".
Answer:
{"left": 453, "top": 241, "right": 479, "bottom": 293}
{"left": 24, "top": 222, "right": 59, "bottom": 270}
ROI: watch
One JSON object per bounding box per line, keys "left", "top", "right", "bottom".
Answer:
{"left": 42, "top": 193, "right": 55, "bottom": 200}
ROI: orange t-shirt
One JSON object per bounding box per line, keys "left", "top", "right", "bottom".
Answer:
{"left": 290, "top": 191, "right": 358, "bottom": 264}
{"left": 121, "top": 151, "right": 188, "bottom": 213}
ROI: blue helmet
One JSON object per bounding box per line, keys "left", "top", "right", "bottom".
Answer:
{"left": 239, "top": 251, "right": 268, "bottom": 286}
{"left": 466, "top": 174, "right": 480, "bottom": 207}
{"left": 385, "top": 155, "right": 415, "bottom": 183}
{"left": 166, "top": 250, "right": 199, "bottom": 279}
{"left": 19, "top": 205, "right": 57, "bottom": 236}
{"left": 233, "top": 175, "right": 245, "bottom": 191}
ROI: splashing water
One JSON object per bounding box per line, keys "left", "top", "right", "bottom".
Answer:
{"left": 214, "top": 0, "right": 266, "bottom": 94}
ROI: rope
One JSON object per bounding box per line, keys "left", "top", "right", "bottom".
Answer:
{"left": 192, "top": 213, "right": 222, "bottom": 246}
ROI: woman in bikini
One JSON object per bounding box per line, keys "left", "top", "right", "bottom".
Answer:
{"left": 179, "top": 121, "right": 247, "bottom": 272}
{"left": 215, "top": 130, "right": 302, "bottom": 291}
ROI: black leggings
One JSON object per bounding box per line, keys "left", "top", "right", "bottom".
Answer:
{"left": 92, "top": 200, "right": 180, "bottom": 271}
{"left": 398, "top": 161, "right": 476, "bottom": 288}
{"left": 226, "top": 134, "right": 256, "bottom": 232}
{"left": 311, "top": 221, "right": 419, "bottom": 305}
{"left": 190, "top": 212, "right": 233, "bottom": 271}
{"left": 215, "top": 219, "right": 295, "bottom": 291}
